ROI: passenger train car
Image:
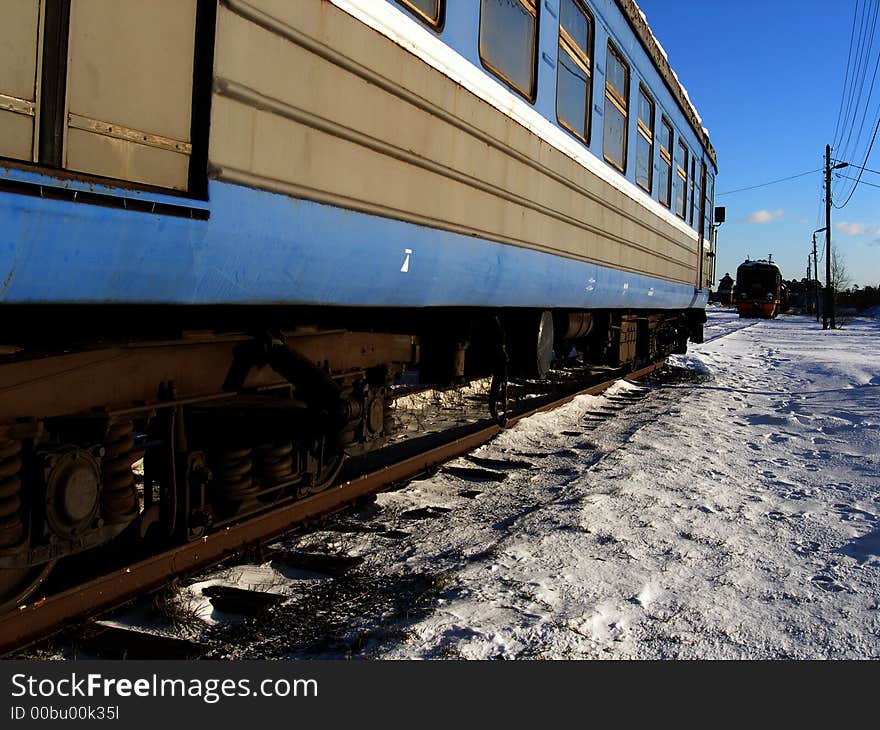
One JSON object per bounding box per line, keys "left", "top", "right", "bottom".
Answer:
{"left": 0, "top": 0, "right": 718, "bottom": 609}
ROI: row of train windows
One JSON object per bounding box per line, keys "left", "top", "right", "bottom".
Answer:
{"left": 396, "top": 0, "right": 714, "bottom": 232}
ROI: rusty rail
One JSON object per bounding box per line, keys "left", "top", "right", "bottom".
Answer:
{"left": 0, "top": 360, "right": 665, "bottom": 656}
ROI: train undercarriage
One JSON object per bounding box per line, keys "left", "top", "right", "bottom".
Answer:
{"left": 0, "top": 305, "right": 704, "bottom": 611}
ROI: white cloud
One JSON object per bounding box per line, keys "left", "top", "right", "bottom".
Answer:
{"left": 835, "top": 221, "right": 879, "bottom": 236}
{"left": 746, "top": 209, "right": 784, "bottom": 224}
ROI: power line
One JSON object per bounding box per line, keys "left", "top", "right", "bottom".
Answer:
{"left": 833, "top": 159, "right": 880, "bottom": 173}
{"left": 828, "top": 0, "right": 880, "bottom": 212}
{"left": 716, "top": 169, "right": 822, "bottom": 197}
{"left": 836, "top": 0, "right": 880, "bottom": 156}
{"left": 834, "top": 112, "right": 880, "bottom": 208}
{"left": 836, "top": 172, "right": 880, "bottom": 188}
{"left": 833, "top": 0, "right": 863, "bottom": 146}
{"left": 838, "top": 0, "right": 879, "bottom": 160}
{"left": 835, "top": 0, "right": 874, "bottom": 152}
{"left": 838, "top": 25, "right": 880, "bottom": 199}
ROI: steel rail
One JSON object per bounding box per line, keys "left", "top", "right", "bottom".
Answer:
{"left": 701, "top": 318, "right": 762, "bottom": 343}
{"left": 0, "top": 359, "right": 665, "bottom": 656}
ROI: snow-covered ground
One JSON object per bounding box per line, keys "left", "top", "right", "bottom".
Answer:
{"left": 186, "top": 309, "right": 880, "bottom": 659}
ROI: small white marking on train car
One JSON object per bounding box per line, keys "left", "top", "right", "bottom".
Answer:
{"left": 648, "top": 287, "right": 655, "bottom": 296}
{"left": 400, "top": 248, "right": 413, "bottom": 273}
{"left": 585, "top": 278, "right": 596, "bottom": 293}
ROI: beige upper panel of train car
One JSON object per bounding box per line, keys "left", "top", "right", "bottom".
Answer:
{"left": 209, "top": 0, "right": 698, "bottom": 285}
{"left": 65, "top": 0, "right": 197, "bottom": 190}
{"left": 0, "top": 0, "right": 41, "bottom": 162}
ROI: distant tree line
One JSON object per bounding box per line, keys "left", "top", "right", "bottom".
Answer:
{"left": 836, "top": 285, "right": 880, "bottom": 311}
{"left": 783, "top": 279, "right": 880, "bottom": 313}
{"left": 782, "top": 248, "right": 878, "bottom": 314}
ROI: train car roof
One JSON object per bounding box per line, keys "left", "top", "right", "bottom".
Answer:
{"left": 616, "top": 0, "right": 717, "bottom": 168}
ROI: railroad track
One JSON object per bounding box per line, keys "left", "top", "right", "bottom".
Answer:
{"left": 0, "top": 360, "right": 666, "bottom": 657}
{"left": 702, "top": 318, "right": 763, "bottom": 343}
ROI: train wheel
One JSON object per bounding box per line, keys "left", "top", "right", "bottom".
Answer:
{"left": 0, "top": 561, "right": 56, "bottom": 613}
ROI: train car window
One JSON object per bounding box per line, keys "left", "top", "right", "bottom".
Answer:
{"left": 675, "top": 139, "right": 688, "bottom": 219}
{"left": 603, "top": 42, "right": 629, "bottom": 173}
{"left": 693, "top": 158, "right": 703, "bottom": 230}
{"left": 704, "top": 168, "right": 714, "bottom": 237}
{"left": 635, "top": 85, "right": 654, "bottom": 193}
{"left": 479, "top": 0, "right": 539, "bottom": 101}
{"left": 396, "top": 0, "right": 444, "bottom": 28}
{"left": 689, "top": 156, "right": 696, "bottom": 226}
{"left": 556, "top": 0, "right": 593, "bottom": 143}
{"left": 658, "top": 117, "right": 673, "bottom": 208}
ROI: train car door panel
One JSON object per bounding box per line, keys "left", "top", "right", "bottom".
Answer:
{"left": 0, "top": 0, "right": 42, "bottom": 162}
{"left": 64, "top": 0, "right": 197, "bottom": 191}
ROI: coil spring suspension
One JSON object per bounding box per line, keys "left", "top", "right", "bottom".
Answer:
{"left": 213, "top": 448, "right": 259, "bottom": 503}
{"left": 0, "top": 440, "right": 24, "bottom": 548}
{"left": 101, "top": 421, "right": 142, "bottom": 524}
{"left": 254, "top": 442, "right": 296, "bottom": 487}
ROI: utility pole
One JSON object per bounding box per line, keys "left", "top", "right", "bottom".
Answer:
{"left": 824, "top": 145, "right": 834, "bottom": 330}
{"left": 811, "top": 229, "right": 823, "bottom": 323}
{"left": 806, "top": 255, "right": 812, "bottom": 314}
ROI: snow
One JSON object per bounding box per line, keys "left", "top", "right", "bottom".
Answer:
{"left": 250, "top": 309, "right": 878, "bottom": 659}
{"left": 107, "top": 309, "right": 879, "bottom": 660}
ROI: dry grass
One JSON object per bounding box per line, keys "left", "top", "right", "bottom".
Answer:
{"left": 149, "top": 580, "right": 207, "bottom": 636}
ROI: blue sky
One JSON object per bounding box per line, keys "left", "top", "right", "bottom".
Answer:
{"left": 635, "top": 0, "right": 880, "bottom": 288}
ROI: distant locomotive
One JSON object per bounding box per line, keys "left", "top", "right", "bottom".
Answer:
{"left": 735, "top": 259, "right": 784, "bottom": 318}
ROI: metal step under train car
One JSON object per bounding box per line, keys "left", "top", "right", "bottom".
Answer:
{"left": 0, "top": 0, "right": 718, "bottom": 609}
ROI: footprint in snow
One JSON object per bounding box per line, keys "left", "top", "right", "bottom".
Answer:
{"left": 834, "top": 504, "right": 875, "bottom": 521}
{"left": 573, "top": 440, "right": 598, "bottom": 451}
{"left": 810, "top": 574, "right": 844, "bottom": 593}
{"left": 768, "top": 434, "right": 790, "bottom": 444}
{"left": 793, "top": 540, "right": 821, "bottom": 556}
{"left": 784, "top": 489, "right": 811, "bottom": 501}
